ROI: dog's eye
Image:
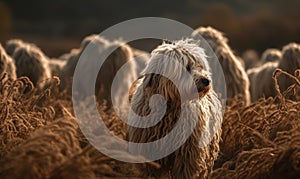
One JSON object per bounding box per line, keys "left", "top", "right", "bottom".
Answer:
{"left": 186, "top": 65, "right": 191, "bottom": 72}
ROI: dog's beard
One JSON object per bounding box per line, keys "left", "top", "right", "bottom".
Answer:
{"left": 198, "top": 85, "right": 211, "bottom": 98}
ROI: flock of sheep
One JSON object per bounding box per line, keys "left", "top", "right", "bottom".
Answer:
{"left": 1, "top": 26, "right": 299, "bottom": 105}
{"left": 0, "top": 26, "right": 299, "bottom": 178}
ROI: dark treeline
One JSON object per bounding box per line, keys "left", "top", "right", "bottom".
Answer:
{"left": 1, "top": 0, "right": 300, "bottom": 54}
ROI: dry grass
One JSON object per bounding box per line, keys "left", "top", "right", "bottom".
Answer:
{"left": 0, "top": 74, "right": 58, "bottom": 155}
{"left": 0, "top": 73, "right": 159, "bottom": 179}
{"left": 0, "top": 37, "right": 299, "bottom": 178}
{"left": 212, "top": 69, "right": 300, "bottom": 178}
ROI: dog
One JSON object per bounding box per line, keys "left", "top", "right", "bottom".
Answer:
{"left": 127, "top": 39, "right": 223, "bottom": 178}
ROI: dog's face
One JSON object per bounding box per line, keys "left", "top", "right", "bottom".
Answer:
{"left": 185, "top": 56, "right": 211, "bottom": 98}
{"left": 141, "top": 40, "right": 212, "bottom": 104}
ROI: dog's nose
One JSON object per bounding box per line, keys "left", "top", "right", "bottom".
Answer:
{"left": 201, "top": 78, "right": 210, "bottom": 86}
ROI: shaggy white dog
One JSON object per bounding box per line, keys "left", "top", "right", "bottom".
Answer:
{"left": 127, "top": 39, "right": 223, "bottom": 178}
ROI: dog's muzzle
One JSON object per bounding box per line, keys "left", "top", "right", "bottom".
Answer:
{"left": 196, "top": 78, "right": 210, "bottom": 92}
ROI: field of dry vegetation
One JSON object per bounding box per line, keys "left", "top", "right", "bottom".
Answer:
{"left": 0, "top": 34, "right": 299, "bottom": 178}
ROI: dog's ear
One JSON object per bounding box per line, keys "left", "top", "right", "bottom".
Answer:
{"left": 128, "top": 75, "right": 145, "bottom": 103}
{"left": 143, "top": 74, "right": 154, "bottom": 87}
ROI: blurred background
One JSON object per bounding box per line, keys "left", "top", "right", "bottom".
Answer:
{"left": 0, "top": 0, "right": 299, "bottom": 57}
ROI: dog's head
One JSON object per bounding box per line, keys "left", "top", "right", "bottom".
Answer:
{"left": 140, "top": 39, "right": 212, "bottom": 104}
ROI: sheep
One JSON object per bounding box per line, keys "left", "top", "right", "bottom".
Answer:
{"left": 58, "top": 48, "right": 80, "bottom": 62}
{"left": 82, "top": 40, "right": 136, "bottom": 111}
{"left": 5, "top": 39, "right": 25, "bottom": 56}
{"left": 132, "top": 48, "right": 150, "bottom": 71}
{"left": 192, "top": 26, "right": 251, "bottom": 105}
{"left": 277, "top": 43, "right": 300, "bottom": 94}
{"left": 80, "top": 34, "right": 110, "bottom": 50}
{"left": 48, "top": 58, "right": 67, "bottom": 77}
{"left": 12, "top": 44, "right": 51, "bottom": 88}
{"left": 6, "top": 39, "right": 66, "bottom": 85}
{"left": 62, "top": 34, "right": 139, "bottom": 113}
{"left": 59, "top": 34, "right": 109, "bottom": 62}
{"left": 0, "top": 43, "right": 16, "bottom": 80}
{"left": 242, "top": 49, "right": 261, "bottom": 70}
{"left": 60, "top": 34, "right": 110, "bottom": 90}
{"left": 247, "top": 62, "right": 278, "bottom": 101}
{"left": 247, "top": 43, "right": 300, "bottom": 101}
{"left": 261, "top": 48, "right": 282, "bottom": 64}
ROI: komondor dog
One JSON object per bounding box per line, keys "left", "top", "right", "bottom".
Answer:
{"left": 127, "top": 39, "right": 223, "bottom": 178}
{"left": 192, "top": 26, "right": 251, "bottom": 105}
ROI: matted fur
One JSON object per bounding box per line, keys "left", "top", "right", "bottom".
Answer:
{"left": 0, "top": 43, "right": 16, "bottom": 79}
{"left": 192, "top": 26, "right": 251, "bottom": 105}
{"left": 261, "top": 48, "right": 282, "bottom": 64}
{"left": 247, "top": 43, "right": 300, "bottom": 101}
{"left": 12, "top": 44, "right": 51, "bottom": 88}
{"left": 127, "top": 39, "right": 223, "bottom": 178}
